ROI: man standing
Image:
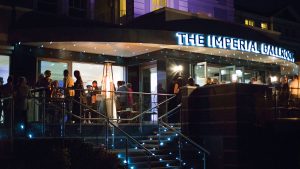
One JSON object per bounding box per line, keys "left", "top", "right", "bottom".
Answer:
{"left": 63, "top": 70, "right": 74, "bottom": 123}
{"left": 63, "top": 70, "right": 75, "bottom": 97}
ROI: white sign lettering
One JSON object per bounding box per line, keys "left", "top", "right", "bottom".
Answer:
{"left": 176, "top": 32, "right": 295, "bottom": 62}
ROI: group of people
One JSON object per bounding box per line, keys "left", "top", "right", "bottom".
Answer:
{"left": 0, "top": 67, "right": 139, "bottom": 130}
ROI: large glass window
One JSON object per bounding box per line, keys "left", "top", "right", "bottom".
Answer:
{"left": 245, "top": 19, "right": 255, "bottom": 27}
{"left": 40, "top": 60, "right": 68, "bottom": 87}
{"left": 72, "top": 62, "right": 103, "bottom": 88}
{"left": 72, "top": 62, "right": 125, "bottom": 89}
{"left": 0, "top": 55, "right": 10, "bottom": 85}
{"left": 261, "top": 22, "right": 268, "bottom": 30}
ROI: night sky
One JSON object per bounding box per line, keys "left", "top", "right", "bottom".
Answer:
{"left": 235, "top": 0, "right": 300, "bottom": 20}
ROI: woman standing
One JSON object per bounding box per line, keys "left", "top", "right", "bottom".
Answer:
{"left": 73, "top": 70, "right": 84, "bottom": 123}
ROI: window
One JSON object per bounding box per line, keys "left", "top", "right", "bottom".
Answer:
{"left": 37, "top": 0, "right": 58, "bottom": 13}
{"left": 40, "top": 60, "right": 68, "bottom": 87}
{"left": 261, "top": 22, "right": 268, "bottom": 30}
{"left": 151, "top": 0, "right": 167, "bottom": 11}
{"left": 244, "top": 19, "right": 255, "bottom": 27}
{"left": 69, "top": 0, "right": 87, "bottom": 18}
{"left": 72, "top": 62, "right": 125, "bottom": 89}
{"left": 120, "top": 0, "right": 126, "bottom": 17}
{"left": 0, "top": 55, "right": 10, "bottom": 85}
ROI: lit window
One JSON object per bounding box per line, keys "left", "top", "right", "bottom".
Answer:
{"left": 120, "top": 0, "right": 126, "bottom": 17}
{"left": 72, "top": 62, "right": 125, "bottom": 88}
{"left": 151, "top": 0, "right": 167, "bottom": 11}
{"left": 0, "top": 55, "right": 10, "bottom": 86}
{"left": 244, "top": 19, "right": 255, "bottom": 27}
{"left": 261, "top": 22, "right": 268, "bottom": 30}
{"left": 40, "top": 61, "right": 68, "bottom": 87}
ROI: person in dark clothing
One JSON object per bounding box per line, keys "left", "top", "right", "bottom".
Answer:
{"left": 14, "top": 77, "right": 30, "bottom": 135}
{"left": 0, "top": 76, "right": 14, "bottom": 127}
{"left": 168, "top": 76, "right": 183, "bottom": 123}
{"left": 72, "top": 70, "right": 84, "bottom": 123}
{"left": 278, "top": 76, "right": 289, "bottom": 107}
{"left": 39, "top": 70, "right": 52, "bottom": 99}
{"left": 157, "top": 83, "right": 167, "bottom": 122}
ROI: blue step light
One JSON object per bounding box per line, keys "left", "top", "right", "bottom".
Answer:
{"left": 28, "top": 133, "right": 33, "bottom": 139}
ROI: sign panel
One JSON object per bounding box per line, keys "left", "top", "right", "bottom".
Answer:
{"left": 176, "top": 32, "right": 295, "bottom": 62}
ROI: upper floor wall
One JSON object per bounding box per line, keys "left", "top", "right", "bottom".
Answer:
{"left": 130, "top": 0, "right": 234, "bottom": 21}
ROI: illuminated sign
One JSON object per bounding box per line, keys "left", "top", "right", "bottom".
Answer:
{"left": 176, "top": 32, "right": 295, "bottom": 62}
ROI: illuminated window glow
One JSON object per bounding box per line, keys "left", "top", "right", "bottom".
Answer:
{"left": 244, "top": 19, "right": 255, "bottom": 27}
{"left": 120, "top": 0, "right": 126, "bottom": 17}
{"left": 151, "top": 0, "right": 167, "bottom": 11}
{"left": 261, "top": 22, "right": 268, "bottom": 30}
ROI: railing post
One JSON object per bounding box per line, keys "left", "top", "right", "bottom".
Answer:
{"left": 179, "top": 137, "right": 182, "bottom": 167}
{"left": 148, "top": 155, "right": 151, "bottom": 169}
{"left": 105, "top": 118, "right": 109, "bottom": 150}
{"left": 112, "top": 126, "right": 115, "bottom": 150}
{"left": 62, "top": 100, "right": 66, "bottom": 138}
{"left": 42, "top": 89, "right": 46, "bottom": 136}
{"left": 125, "top": 138, "right": 129, "bottom": 169}
{"left": 79, "top": 90, "right": 82, "bottom": 135}
{"left": 10, "top": 97, "right": 14, "bottom": 153}
{"left": 139, "top": 92, "right": 143, "bottom": 133}
{"left": 203, "top": 153, "right": 206, "bottom": 169}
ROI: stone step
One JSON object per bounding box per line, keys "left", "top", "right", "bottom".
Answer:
{"left": 128, "top": 159, "right": 179, "bottom": 168}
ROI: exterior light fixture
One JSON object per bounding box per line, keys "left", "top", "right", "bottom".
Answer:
{"left": 172, "top": 65, "right": 183, "bottom": 73}
{"left": 101, "top": 61, "right": 117, "bottom": 120}
{"left": 231, "top": 74, "right": 238, "bottom": 82}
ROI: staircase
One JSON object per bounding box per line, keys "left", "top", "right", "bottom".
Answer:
{"left": 22, "top": 89, "right": 209, "bottom": 169}
{"left": 111, "top": 123, "right": 182, "bottom": 169}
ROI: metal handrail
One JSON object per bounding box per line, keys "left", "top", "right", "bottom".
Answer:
{"left": 68, "top": 88, "right": 176, "bottom": 121}
{"left": 112, "top": 95, "right": 176, "bottom": 121}
{"left": 160, "top": 121, "right": 210, "bottom": 155}
{"left": 157, "top": 103, "right": 210, "bottom": 155}
{"left": 0, "top": 96, "right": 13, "bottom": 100}
{"left": 60, "top": 98, "right": 155, "bottom": 156}
{"left": 158, "top": 104, "right": 181, "bottom": 120}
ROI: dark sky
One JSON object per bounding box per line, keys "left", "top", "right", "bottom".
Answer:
{"left": 235, "top": 0, "right": 299, "bottom": 16}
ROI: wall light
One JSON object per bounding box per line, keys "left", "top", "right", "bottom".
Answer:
{"left": 172, "top": 65, "right": 183, "bottom": 72}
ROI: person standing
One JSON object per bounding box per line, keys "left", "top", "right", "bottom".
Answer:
{"left": 278, "top": 76, "right": 289, "bottom": 107}
{"left": 0, "top": 76, "right": 14, "bottom": 127}
{"left": 169, "top": 76, "right": 183, "bottom": 123}
{"left": 63, "top": 69, "right": 75, "bottom": 97}
{"left": 39, "top": 70, "right": 52, "bottom": 99}
{"left": 126, "top": 83, "right": 134, "bottom": 109}
{"left": 117, "top": 81, "right": 128, "bottom": 110}
{"left": 289, "top": 75, "right": 300, "bottom": 105}
{"left": 14, "top": 77, "right": 30, "bottom": 135}
{"left": 63, "top": 70, "right": 74, "bottom": 123}
{"left": 73, "top": 70, "right": 84, "bottom": 123}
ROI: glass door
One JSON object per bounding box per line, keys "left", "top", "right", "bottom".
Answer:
{"left": 220, "top": 66, "right": 235, "bottom": 83}
{"left": 194, "top": 62, "right": 207, "bottom": 86}
{"left": 236, "top": 67, "right": 244, "bottom": 83}
{"left": 141, "top": 64, "right": 157, "bottom": 121}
